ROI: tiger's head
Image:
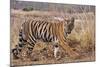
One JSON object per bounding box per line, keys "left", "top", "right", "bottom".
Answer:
{"left": 64, "top": 17, "right": 75, "bottom": 35}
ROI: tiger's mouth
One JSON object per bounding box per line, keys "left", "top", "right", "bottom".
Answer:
{"left": 67, "top": 31, "right": 71, "bottom": 34}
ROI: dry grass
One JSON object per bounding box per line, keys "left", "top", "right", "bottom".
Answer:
{"left": 10, "top": 9, "right": 95, "bottom": 66}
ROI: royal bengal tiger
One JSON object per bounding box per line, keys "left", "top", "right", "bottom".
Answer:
{"left": 12, "top": 17, "right": 79, "bottom": 59}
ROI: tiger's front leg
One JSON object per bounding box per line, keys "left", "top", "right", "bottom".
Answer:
{"left": 53, "top": 39, "right": 59, "bottom": 58}
{"left": 54, "top": 45, "right": 59, "bottom": 58}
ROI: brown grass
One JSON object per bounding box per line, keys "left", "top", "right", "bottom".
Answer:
{"left": 10, "top": 9, "right": 95, "bottom": 66}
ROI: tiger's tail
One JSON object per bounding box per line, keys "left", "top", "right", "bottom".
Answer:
{"left": 12, "top": 26, "right": 27, "bottom": 59}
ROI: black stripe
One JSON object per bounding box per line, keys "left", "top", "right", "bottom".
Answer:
{"left": 48, "top": 33, "right": 51, "bottom": 41}
{"left": 41, "top": 22, "right": 48, "bottom": 41}
{"left": 19, "top": 38, "right": 23, "bottom": 42}
{"left": 18, "top": 43, "right": 23, "bottom": 47}
{"left": 27, "top": 41, "right": 34, "bottom": 47}
{"left": 19, "top": 31, "right": 22, "bottom": 36}
{"left": 35, "top": 25, "right": 38, "bottom": 39}
{"left": 46, "top": 23, "right": 51, "bottom": 41}
{"left": 53, "top": 36, "right": 55, "bottom": 41}
{"left": 39, "top": 22, "right": 46, "bottom": 34}
{"left": 38, "top": 21, "right": 43, "bottom": 27}
{"left": 44, "top": 30, "right": 48, "bottom": 42}
{"left": 42, "top": 22, "right": 48, "bottom": 32}
{"left": 33, "top": 21, "right": 38, "bottom": 39}
{"left": 48, "top": 23, "right": 51, "bottom": 33}
{"left": 30, "top": 35, "right": 36, "bottom": 43}
{"left": 28, "top": 39, "right": 35, "bottom": 47}
{"left": 30, "top": 21, "right": 37, "bottom": 43}
{"left": 32, "top": 20, "right": 38, "bottom": 27}
{"left": 49, "top": 37, "right": 52, "bottom": 42}
{"left": 31, "top": 21, "right": 36, "bottom": 39}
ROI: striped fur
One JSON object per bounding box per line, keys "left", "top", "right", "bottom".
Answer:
{"left": 12, "top": 17, "right": 75, "bottom": 59}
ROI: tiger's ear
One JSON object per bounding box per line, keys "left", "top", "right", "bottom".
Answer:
{"left": 64, "top": 17, "right": 75, "bottom": 24}
{"left": 64, "top": 18, "right": 70, "bottom": 24}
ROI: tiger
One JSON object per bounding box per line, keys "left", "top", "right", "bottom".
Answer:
{"left": 12, "top": 17, "right": 79, "bottom": 59}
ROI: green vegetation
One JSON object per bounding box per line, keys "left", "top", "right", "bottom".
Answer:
{"left": 23, "top": 7, "right": 33, "bottom": 11}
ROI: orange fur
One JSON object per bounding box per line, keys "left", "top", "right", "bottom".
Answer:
{"left": 51, "top": 21, "right": 79, "bottom": 58}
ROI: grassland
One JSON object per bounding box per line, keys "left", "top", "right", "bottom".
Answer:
{"left": 10, "top": 9, "right": 95, "bottom": 66}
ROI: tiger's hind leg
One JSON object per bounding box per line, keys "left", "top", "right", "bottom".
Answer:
{"left": 26, "top": 41, "right": 37, "bottom": 59}
{"left": 53, "top": 38, "right": 60, "bottom": 58}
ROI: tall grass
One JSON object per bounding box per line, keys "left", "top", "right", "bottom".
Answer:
{"left": 67, "top": 12, "right": 95, "bottom": 52}
{"left": 11, "top": 9, "right": 95, "bottom": 53}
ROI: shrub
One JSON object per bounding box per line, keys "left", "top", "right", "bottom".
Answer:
{"left": 23, "top": 7, "right": 33, "bottom": 11}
